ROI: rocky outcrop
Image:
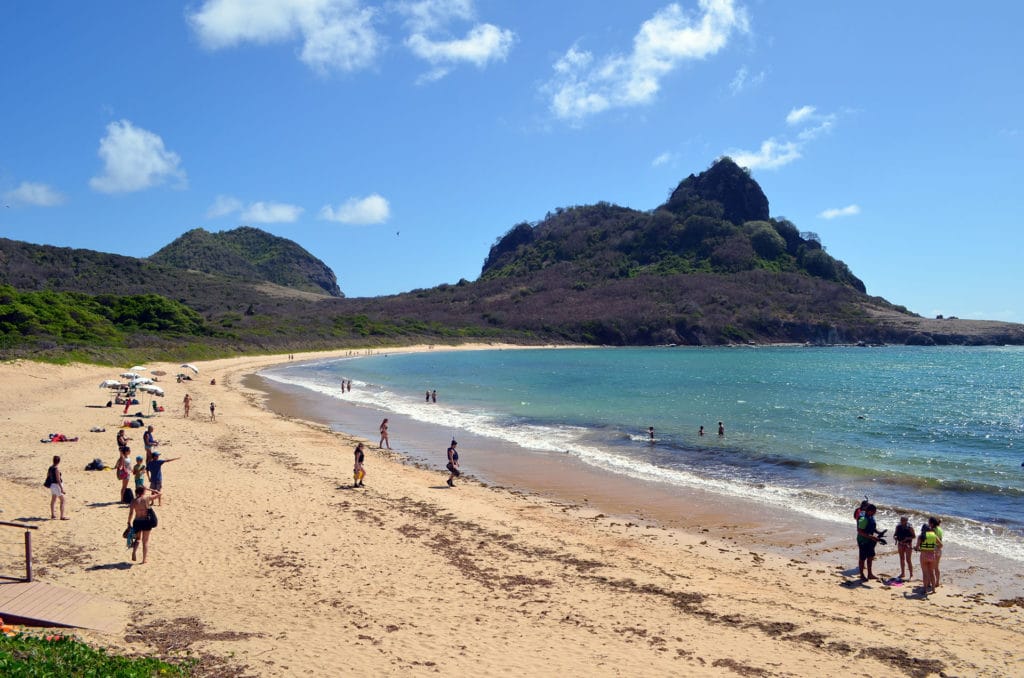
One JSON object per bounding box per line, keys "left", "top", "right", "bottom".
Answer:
{"left": 662, "top": 157, "right": 770, "bottom": 225}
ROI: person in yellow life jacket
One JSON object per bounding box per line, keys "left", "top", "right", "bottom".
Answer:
{"left": 915, "top": 523, "right": 942, "bottom": 594}
{"left": 855, "top": 504, "right": 881, "bottom": 581}
{"left": 928, "top": 516, "right": 944, "bottom": 587}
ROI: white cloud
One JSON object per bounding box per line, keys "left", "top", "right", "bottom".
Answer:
{"left": 241, "top": 201, "right": 303, "bottom": 223}
{"left": 187, "top": 0, "right": 379, "bottom": 74}
{"left": 730, "top": 105, "right": 839, "bottom": 171}
{"left": 396, "top": 0, "right": 473, "bottom": 33}
{"left": 397, "top": 1, "right": 515, "bottom": 80}
{"left": 89, "top": 120, "right": 186, "bottom": 194}
{"left": 652, "top": 152, "right": 673, "bottom": 167}
{"left": 786, "top": 105, "right": 815, "bottom": 125}
{"left": 729, "top": 138, "right": 801, "bottom": 170}
{"left": 406, "top": 23, "right": 514, "bottom": 68}
{"left": 729, "top": 65, "right": 764, "bottom": 95}
{"left": 4, "top": 181, "right": 66, "bottom": 207}
{"left": 319, "top": 193, "right": 390, "bottom": 224}
{"left": 546, "top": 0, "right": 749, "bottom": 121}
{"left": 819, "top": 204, "right": 860, "bottom": 219}
{"left": 206, "top": 194, "right": 243, "bottom": 218}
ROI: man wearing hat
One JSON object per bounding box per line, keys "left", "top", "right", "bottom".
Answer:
{"left": 146, "top": 450, "right": 179, "bottom": 506}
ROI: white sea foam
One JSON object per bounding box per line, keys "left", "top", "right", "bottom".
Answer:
{"left": 261, "top": 366, "right": 1024, "bottom": 563}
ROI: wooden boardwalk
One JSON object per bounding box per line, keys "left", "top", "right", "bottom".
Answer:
{"left": 0, "top": 581, "right": 128, "bottom": 633}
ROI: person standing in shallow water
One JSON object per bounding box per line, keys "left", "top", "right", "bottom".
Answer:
{"left": 379, "top": 418, "right": 391, "bottom": 449}
{"left": 446, "top": 440, "right": 460, "bottom": 487}
{"left": 648, "top": 426, "right": 655, "bottom": 442}
{"left": 718, "top": 421, "right": 725, "bottom": 436}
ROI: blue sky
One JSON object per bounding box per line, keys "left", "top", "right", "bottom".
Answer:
{"left": 2, "top": 1, "right": 1021, "bottom": 321}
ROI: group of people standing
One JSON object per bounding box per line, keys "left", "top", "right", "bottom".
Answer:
{"left": 647, "top": 421, "right": 725, "bottom": 441}
{"left": 856, "top": 501, "right": 944, "bottom": 594}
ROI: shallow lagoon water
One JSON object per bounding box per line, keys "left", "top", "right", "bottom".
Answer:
{"left": 262, "top": 345, "right": 1024, "bottom": 562}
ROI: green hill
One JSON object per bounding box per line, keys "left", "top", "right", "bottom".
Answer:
{"left": 150, "top": 226, "right": 342, "bottom": 297}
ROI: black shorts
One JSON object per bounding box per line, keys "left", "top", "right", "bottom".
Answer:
{"left": 858, "top": 540, "right": 876, "bottom": 560}
{"left": 446, "top": 462, "right": 461, "bottom": 476}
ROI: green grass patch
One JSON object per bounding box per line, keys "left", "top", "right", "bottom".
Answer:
{"left": 0, "top": 631, "right": 190, "bottom": 677}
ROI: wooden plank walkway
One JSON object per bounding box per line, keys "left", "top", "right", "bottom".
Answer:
{"left": 0, "top": 581, "right": 128, "bottom": 633}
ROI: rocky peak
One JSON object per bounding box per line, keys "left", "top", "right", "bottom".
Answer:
{"left": 662, "top": 157, "right": 769, "bottom": 225}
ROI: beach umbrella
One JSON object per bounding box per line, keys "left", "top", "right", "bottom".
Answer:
{"left": 120, "top": 372, "right": 140, "bottom": 379}
{"left": 99, "top": 379, "right": 122, "bottom": 388}
{"left": 130, "top": 365, "right": 147, "bottom": 372}
{"left": 140, "top": 384, "right": 164, "bottom": 396}
{"left": 150, "top": 370, "right": 167, "bottom": 377}
{"left": 130, "top": 377, "right": 154, "bottom": 386}
{"left": 180, "top": 363, "right": 200, "bottom": 374}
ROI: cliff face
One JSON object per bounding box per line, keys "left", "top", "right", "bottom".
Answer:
{"left": 150, "top": 226, "right": 343, "bottom": 297}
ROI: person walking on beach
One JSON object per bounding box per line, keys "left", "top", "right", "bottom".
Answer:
{"left": 916, "top": 522, "right": 942, "bottom": 594}
{"left": 446, "top": 440, "right": 460, "bottom": 487}
{"left": 45, "top": 455, "right": 67, "bottom": 520}
{"left": 928, "top": 516, "right": 944, "bottom": 587}
{"left": 127, "top": 486, "right": 160, "bottom": 564}
{"left": 894, "top": 515, "right": 915, "bottom": 581}
{"left": 183, "top": 393, "right": 191, "bottom": 418}
{"left": 379, "top": 418, "right": 391, "bottom": 449}
{"left": 146, "top": 451, "right": 178, "bottom": 506}
{"left": 856, "top": 503, "right": 881, "bottom": 581}
{"left": 115, "top": 447, "right": 131, "bottom": 503}
{"left": 353, "top": 442, "right": 366, "bottom": 488}
{"left": 143, "top": 425, "right": 158, "bottom": 464}
{"left": 209, "top": 401, "right": 216, "bottom": 422}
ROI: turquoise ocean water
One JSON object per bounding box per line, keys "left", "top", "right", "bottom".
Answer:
{"left": 261, "top": 346, "right": 1024, "bottom": 562}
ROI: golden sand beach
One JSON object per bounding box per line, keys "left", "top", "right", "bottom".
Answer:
{"left": 1, "top": 349, "right": 1021, "bottom": 677}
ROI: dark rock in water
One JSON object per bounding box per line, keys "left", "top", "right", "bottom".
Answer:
{"left": 663, "top": 157, "right": 770, "bottom": 225}
{"left": 904, "top": 332, "right": 936, "bottom": 346}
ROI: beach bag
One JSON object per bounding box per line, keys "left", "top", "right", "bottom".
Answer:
{"left": 43, "top": 468, "right": 53, "bottom": 488}
{"left": 116, "top": 466, "right": 128, "bottom": 480}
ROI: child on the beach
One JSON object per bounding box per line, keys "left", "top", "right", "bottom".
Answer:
{"left": 132, "top": 456, "right": 146, "bottom": 490}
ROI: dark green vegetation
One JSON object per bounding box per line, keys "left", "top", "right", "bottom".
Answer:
{"left": 0, "top": 632, "right": 189, "bottom": 677}
{"left": 2, "top": 157, "right": 1022, "bottom": 360}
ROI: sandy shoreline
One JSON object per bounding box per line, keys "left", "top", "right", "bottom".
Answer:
{"left": 1, "top": 347, "right": 1021, "bottom": 677}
